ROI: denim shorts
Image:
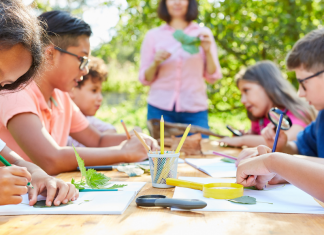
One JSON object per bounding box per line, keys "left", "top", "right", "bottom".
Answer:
{"left": 147, "top": 104, "right": 209, "bottom": 138}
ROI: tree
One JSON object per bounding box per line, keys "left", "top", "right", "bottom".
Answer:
{"left": 94, "top": 0, "right": 324, "bottom": 114}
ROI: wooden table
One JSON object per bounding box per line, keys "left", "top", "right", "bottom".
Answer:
{"left": 1, "top": 140, "right": 324, "bottom": 235}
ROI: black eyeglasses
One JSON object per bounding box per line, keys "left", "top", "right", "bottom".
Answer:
{"left": 54, "top": 46, "right": 90, "bottom": 70}
{"left": 297, "top": 69, "right": 324, "bottom": 91}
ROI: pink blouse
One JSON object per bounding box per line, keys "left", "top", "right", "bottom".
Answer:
{"left": 251, "top": 110, "right": 308, "bottom": 135}
{"left": 139, "top": 22, "right": 222, "bottom": 113}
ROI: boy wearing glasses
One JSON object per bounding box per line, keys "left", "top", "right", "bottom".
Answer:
{"left": 232, "top": 29, "right": 324, "bottom": 202}
{"left": 0, "top": 11, "right": 159, "bottom": 175}
{"left": 237, "top": 28, "right": 324, "bottom": 164}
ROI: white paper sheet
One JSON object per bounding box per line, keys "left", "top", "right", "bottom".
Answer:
{"left": 185, "top": 158, "right": 236, "bottom": 177}
{"left": 172, "top": 177, "right": 324, "bottom": 214}
{"left": 0, "top": 181, "right": 146, "bottom": 215}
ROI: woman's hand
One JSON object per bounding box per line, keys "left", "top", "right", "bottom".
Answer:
{"left": 199, "top": 31, "right": 212, "bottom": 53}
{"left": 0, "top": 165, "right": 31, "bottom": 205}
{"left": 154, "top": 50, "right": 171, "bottom": 66}
{"left": 28, "top": 171, "right": 79, "bottom": 207}
{"left": 261, "top": 123, "right": 288, "bottom": 151}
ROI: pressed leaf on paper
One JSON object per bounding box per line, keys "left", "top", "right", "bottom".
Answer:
{"left": 71, "top": 145, "right": 126, "bottom": 190}
{"left": 228, "top": 196, "right": 256, "bottom": 204}
{"left": 33, "top": 200, "right": 74, "bottom": 208}
{"left": 221, "top": 158, "right": 236, "bottom": 163}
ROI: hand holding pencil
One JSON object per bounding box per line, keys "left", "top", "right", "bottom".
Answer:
{"left": 0, "top": 165, "right": 31, "bottom": 205}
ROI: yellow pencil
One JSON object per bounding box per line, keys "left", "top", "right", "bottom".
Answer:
{"left": 175, "top": 124, "right": 191, "bottom": 153}
{"left": 133, "top": 130, "right": 150, "bottom": 152}
{"left": 160, "top": 115, "right": 164, "bottom": 154}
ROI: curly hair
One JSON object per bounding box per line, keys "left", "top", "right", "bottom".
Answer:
{"left": 0, "top": 0, "right": 47, "bottom": 91}
{"left": 76, "top": 56, "right": 108, "bottom": 88}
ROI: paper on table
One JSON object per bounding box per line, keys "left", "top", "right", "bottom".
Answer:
{"left": 0, "top": 182, "right": 146, "bottom": 215}
{"left": 185, "top": 158, "right": 236, "bottom": 177}
{"left": 172, "top": 177, "right": 324, "bottom": 214}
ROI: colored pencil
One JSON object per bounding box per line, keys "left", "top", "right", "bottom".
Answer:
{"left": 272, "top": 113, "right": 284, "bottom": 152}
{"left": 79, "top": 189, "right": 122, "bottom": 192}
{"left": 121, "top": 120, "right": 131, "bottom": 140}
{"left": 175, "top": 124, "right": 191, "bottom": 153}
{"left": 212, "top": 151, "right": 237, "bottom": 161}
{"left": 0, "top": 155, "right": 33, "bottom": 188}
{"left": 160, "top": 115, "right": 164, "bottom": 154}
{"left": 133, "top": 129, "right": 151, "bottom": 152}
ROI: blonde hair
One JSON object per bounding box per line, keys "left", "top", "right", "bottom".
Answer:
{"left": 235, "top": 60, "right": 316, "bottom": 124}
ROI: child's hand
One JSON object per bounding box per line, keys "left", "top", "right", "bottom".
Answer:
{"left": 218, "top": 137, "right": 243, "bottom": 147}
{"left": 139, "top": 133, "right": 160, "bottom": 151}
{"left": 154, "top": 50, "right": 171, "bottom": 66}
{"left": 28, "top": 171, "right": 79, "bottom": 207}
{"left": 235, "top": 145, "right": 271, "bottom": 167}
{"left": 261, "top": 123, "right": 288, "bottom": 151}
{"left": 0, "top": 166, "right": 31, "bottom": 205}
{"left": 236, "top": 153, "right": 277, "bottom": 190}
{"left": 120, "top": 137, "right": 150, "bottom": 162}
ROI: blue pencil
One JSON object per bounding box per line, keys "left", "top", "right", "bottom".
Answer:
{"left": 272, "top": 113, "right": 284, "bottom": 152}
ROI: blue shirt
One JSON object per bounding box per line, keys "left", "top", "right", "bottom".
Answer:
{"left": 296, "top": 110, "right": 324, "bottom": 157}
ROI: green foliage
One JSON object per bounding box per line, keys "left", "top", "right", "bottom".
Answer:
{"left": 173, "top": 30, "right": 201, "bottom": 54}
{"left": 71, "top": 178, "right": 86, "bottom": 190}
{"left": 71, "top": 146, "right": 125, "bottom": 190}
{"left": 221, "top": 158, "right": 236, "bottom": 163}
{"left": 85, "top": 169, "right": 112, "bottom": 189}
{"left": 93, "top": 0, "right": 324, "bottom": 119}
{"left": 228, "top": 196, "right": 256, "bottom": 204}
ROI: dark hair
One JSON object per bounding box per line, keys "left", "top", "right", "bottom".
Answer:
{"left": 158, "top": 0, "right": 198, "bottom": 23}
{"left": 38, "top": 10, "right": 92, "bottom": 50}
{"left": 235, "top": 61, "right": 316, "bottom": 124}
{"left": 286, "top": 28, "right": 324, "bottom": 72}
{"left": 76, "top": 56, "right": 108, "bottom": 88}
{"left": 0, "top": 0, "right": 46, "bottom": 91}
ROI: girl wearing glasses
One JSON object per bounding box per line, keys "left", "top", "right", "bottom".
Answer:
{"left": 139, "top": 0, "right": 222, "bottom": 138}
{"left": 0, "top": 0, "right": 78, "bottom": 206}
{"left": 219, "top": 61, "right": 316, "bottom": 148}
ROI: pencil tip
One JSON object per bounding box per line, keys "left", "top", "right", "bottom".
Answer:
{"left": 161, "top": 115, "right": 164, "bottom": 121}
{"left": 121, "top": 120, "right": 123, "bottom": 122}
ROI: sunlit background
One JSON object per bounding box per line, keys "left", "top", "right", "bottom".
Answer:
{"left": 21, "top": 0, "right": 324, "bottom": 136}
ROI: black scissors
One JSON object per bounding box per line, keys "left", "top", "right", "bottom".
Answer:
{"left": 136, "top": 195, "right": 207, "bottom": 210}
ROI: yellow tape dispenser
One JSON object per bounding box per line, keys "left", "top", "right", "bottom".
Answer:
{"left": 166, "top": 178, "right": 243, "bottom": 199}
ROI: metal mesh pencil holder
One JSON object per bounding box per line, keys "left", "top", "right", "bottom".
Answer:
{"left": 148, "top": 152, "right": 180, "bottom": 188}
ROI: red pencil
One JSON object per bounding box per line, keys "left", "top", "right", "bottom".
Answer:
{"left": 121, "top": 120, "right": 131, "bottom": 140}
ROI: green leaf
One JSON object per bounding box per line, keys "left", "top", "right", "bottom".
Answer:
{"left": 33, "top": 200, "right": 73, "bottom": 208}
{"left": 85, "top": 169, "right": 111, "bottom": 189}
{"left": 173, "top": 30, "right": 201, "bottom": 55}
{"left": 221, "top": 158, "right": 236, "bottom": 163}
{"left": 72, "top": 144, "right": 86, "bottom": 181}
{"left": 228, "top": 196, "right": 256, "bottom": 204}
{"left": 71, "top": 178, "right": 86, "bottom": 190}
{"left": 106, "top": 184, "right": 127, "bottom": 189}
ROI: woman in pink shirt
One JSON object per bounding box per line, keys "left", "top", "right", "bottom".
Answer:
{"left": 139, "top": 0, "right": 222, "bottom": 138}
